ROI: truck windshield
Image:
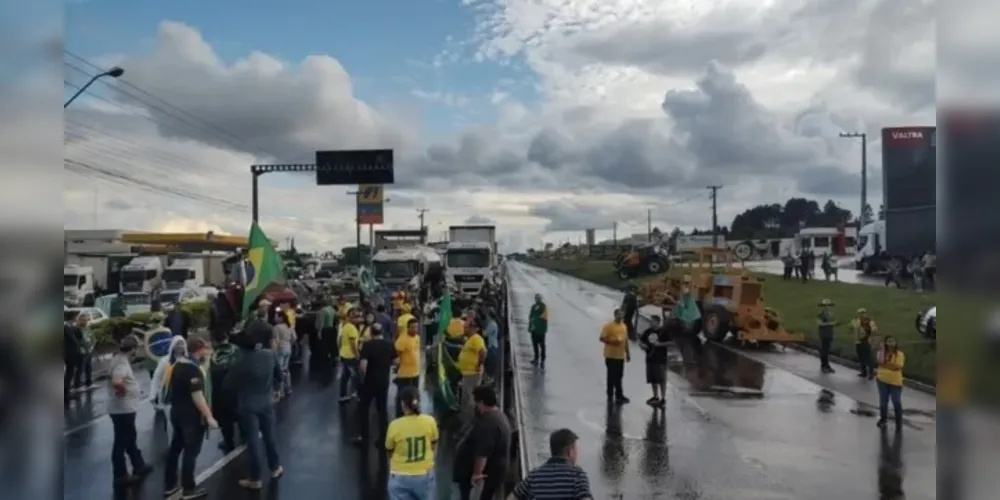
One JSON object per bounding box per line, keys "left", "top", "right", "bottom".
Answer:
{"left": 447, "top": 249, "right": 490, "bottom": 268}
{"left": 163, "top": 269, "right": 193, "bottom": 283}
{"left": 122, "top": 270, "right": 152, "bottom": 282}
{"left": 121, "top": 293, "right": 150, "bottom": 305}
{"left": 373, "top": 261, "right": 417, "bottom": 279}
{"left": 64, "top": 274, "right": 81, "bottom": 287}
{"left": 159, "top": 291, "right": 180, "bottom": 304}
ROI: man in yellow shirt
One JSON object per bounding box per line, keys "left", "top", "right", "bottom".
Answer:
{"left": 395, "top": 318, "right": 422, "bottom": 390}
{"left": 338, "top": 308, "right": 362, "bottom": 403}
{"left": 396, "top": 304, "right": 416, "bottom": 341}
{"left": 456, "top": 322, "right": 487, "bottom": 424}
{"left": 385, "top": 386, "right": 437, "bottom": 497}
{"left": 600, "top": 309, "right": 630, "bottom": 404}
{"left": 875, "top": 335, "right": 905, "bottom": 428}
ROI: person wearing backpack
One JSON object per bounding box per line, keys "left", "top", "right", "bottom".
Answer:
{"left": 150, "top": 336, "right": 188, "bottom": 413}
{"left": 210, "top": 334, "right": 241, "bottom": 452}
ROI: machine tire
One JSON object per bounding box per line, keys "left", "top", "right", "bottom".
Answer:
{"left": 617, "top": 268, "right": 632, "bottom": 280}
{"left": 646, "top": 258, "right": 666, "bottom": 274}
{"left": 702, "top": 306, "right": 732, "bottom": 342}
{"left": 732, "top": 241, "right": 754, "bottom": 261}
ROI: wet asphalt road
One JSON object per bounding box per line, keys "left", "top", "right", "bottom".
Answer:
{"left": 507, "top": 262, "right": 935, "bottom": 500}
{"left": 64, "top": 350, "right": 454, "bottom": 500}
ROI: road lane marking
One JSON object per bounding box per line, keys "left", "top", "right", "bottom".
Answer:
{"left": 63, "top": 395, "right": 153, "bottom": 436}
{"left": 164, "top": 444, "right": 249, "bottom": 500}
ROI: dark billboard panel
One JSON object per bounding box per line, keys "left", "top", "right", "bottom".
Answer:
{"left": 315, "top": 149, "right": 394, "bottom": 185}
{"left": 881, "top": 126, "right": 936, "bottom": 210}
{"left": 941, "top": 111, "right": 1000, "bottom": 258}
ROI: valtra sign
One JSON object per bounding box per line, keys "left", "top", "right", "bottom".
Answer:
{"left": 882, "top": 126, "right": 933, "bottom": 144}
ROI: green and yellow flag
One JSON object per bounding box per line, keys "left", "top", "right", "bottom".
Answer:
{"left": 241, "top": 223, "right": 284, "bottom": 318}
{"left": 435, "top": 290, "right": 458, "bottom": 410}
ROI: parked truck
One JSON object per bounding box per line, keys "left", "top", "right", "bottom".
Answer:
{"left": 445, "top": 225, "right": 497, "bottom": 296}
{"left": 63, "top": 254, "right": 135, "bottom": 306}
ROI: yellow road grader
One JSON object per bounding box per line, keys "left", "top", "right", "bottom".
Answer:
{"left": 637, "top": 247, "right": 805, "bottom": 346}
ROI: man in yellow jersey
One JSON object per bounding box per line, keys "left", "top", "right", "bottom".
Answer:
{"left": 396, "top": 303, "right": 416, "bottom": 341}
{"left": 338, "top": 308, "right": 362, "bottom": 403}
{"left": 600, "top": 309, "right": 630, "bottom": 404}
{"left": 385, "top": 386, "right": 437, "bottom": 499}
{"left": 457, "top": 322, "right": 487, "bottom": 424}
{"left": 395, "top": 318, "right": 422, "bottom": 392}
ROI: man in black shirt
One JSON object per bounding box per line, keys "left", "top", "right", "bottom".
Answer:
{"left": 455, "top": 386, "right": 511, "bottom": 500}
{"left": 639, "top": 315, "right": 669, "bottom": 407}
{"left": 353, "top": 323, "right": 395, "bottom": 446}
{"left": 163, "top": 338, "right": 218, "bottom": 499}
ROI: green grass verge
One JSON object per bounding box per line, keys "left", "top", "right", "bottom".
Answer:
{"left": 528, "top": 259, "right": 938, "bottom": 385}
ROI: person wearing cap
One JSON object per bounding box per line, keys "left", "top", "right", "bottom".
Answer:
{"left": 851, "top": 308, "right": 877, "bottom": 379}
{"left": 817, "top": 299, "right": 838, "bottom": 373}
{"left": 107, "top": 334, "right": 153, "bottom": 485}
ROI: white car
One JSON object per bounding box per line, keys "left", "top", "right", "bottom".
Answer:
{"left": 64, "top": 306, "right": 110, "bottom": 326}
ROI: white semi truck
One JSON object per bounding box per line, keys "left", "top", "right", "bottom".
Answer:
{"left": 372, "top": 246, "right": 442, "bottom": 291}
{"left": 445, "top": 225, "right": 496, "bottom": 296}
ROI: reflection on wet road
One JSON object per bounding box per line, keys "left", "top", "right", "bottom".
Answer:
{"left": 64, "top": 351, "right": 453, "bottom": 500}
{"left": 507, "top": 262, "right": 934, "bottom": 500}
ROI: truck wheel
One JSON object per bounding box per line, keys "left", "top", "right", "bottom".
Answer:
{"left": 732, "top": 241, "right": 753, "bottom": 261}
{"left": 702, "top": 306, "right": 732, "bottom": 342}
{"left": 646, "top": 258, "right": 665, "bottom": 274}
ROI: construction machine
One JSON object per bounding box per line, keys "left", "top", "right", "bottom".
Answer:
{"left": 638, "top": 247, "right": 805, "bottom": 346}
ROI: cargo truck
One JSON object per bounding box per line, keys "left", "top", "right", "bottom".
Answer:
{"left": 445, "top": 225, "right": 496, "bottom": 296}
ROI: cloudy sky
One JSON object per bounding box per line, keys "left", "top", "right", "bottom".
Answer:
{"left": 58, "top": 0, "right": 950, "bottom": 252}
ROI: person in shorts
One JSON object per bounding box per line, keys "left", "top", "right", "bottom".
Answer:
{"left": 640, "top": 315, "right": 669, "bottom": 407}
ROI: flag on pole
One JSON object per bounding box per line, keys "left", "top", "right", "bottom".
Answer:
{"left": 241, "top": 223, "right": 284, "bottom": 319}
{"left": 435, "top": 290, "right": 458, "bottom": 410}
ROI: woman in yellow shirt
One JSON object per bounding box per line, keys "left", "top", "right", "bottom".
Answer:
{"left": 875, "top": 335, "right": 905, "bottom": 429}
{"left": 385, "top": 386, "right": 437, "bottom": 500}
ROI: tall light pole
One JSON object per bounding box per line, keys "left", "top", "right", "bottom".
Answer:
{"left": 839, "top": 131, "right": 868, "bottom": 232}
{"left": 416, "top": 208, "right": 429, "bottom": 243}
{"left": 64, "top": 66, "right": 125, "bottom": 108}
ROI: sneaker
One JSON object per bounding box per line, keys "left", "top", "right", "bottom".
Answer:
{"left": 181, "top": 487, "right": 208, "bottom": 498}
{"left": 876, "top": 419, "right": 886, "bottom": 429}
{"left": 133, "top": 464, "right": 154, "bottom": 478}
{"left": 113, "top": 475, "right": 137, "bottom": 486}
{"left": 530, "top": 358, "right": 538, "bottom": 365}
{"left": 615, "top": 396, "right": 630, "bottom": 404}
{"left": 271, "top": 466, "right": 284, "bottom": 479}
{"left": 238, "top": 479, "right": 262, "bottom": 490}
{"left": 338, "top": 396, "right": 351, "bottom": 403}
{"left": 645, "top": 397, "right": 658, "bottom": 405}
{"left": 163, "top": 486, "right": 181, "bottom": 497}
{"left": 655, "top": 399, "right": 666, "bottom": 408}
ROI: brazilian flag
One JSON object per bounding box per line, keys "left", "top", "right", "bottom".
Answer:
{"left": 241, "top": 223, "right": 284, "bottom": 319}
{"left": 434, "top": 291, "right": 460, "bottom": 410}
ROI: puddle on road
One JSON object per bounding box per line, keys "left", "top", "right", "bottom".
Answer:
{"left": 668, "top": 342, "right": 766, "bottom": 398}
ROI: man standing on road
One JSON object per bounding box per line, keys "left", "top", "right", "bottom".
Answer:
{"left": 511, "top": 428, "right": 592, "bottom": 500}
{"left": 528, "top": 293, "right": 548, "bottom": 367}
{"left": 817, "top": 299, "right": 838, "bottom": 374}
{"left": 227, "top": 333, "right": 284, "bottom": 490}
{"left": 338, "top": 308, "right": 362, "bottom": 403}
{"left": 107, "top": 334, "right": 153, "bottom": 486}
{"left": 455, "top": 386, "right": 511, "bottom": 500}
{"left": 457, "top": 322, "right": 487, "bottom": 425}
{"left": 354, "top": 323, "right": 396, "bottom": 446}
{"left": 314, "top": 297, "right": 337, "bottom": 370}
{"left": 600, "top": 309, "right": 630, "bottom": 404}
{"left": 163, "top": 337, "right": 218, "bottom": 499}
{"left": 639, "top": 315, "right": 669, "bottom": 408}
{"left": 395, "top": 318, "right": 422, "bottom": 397}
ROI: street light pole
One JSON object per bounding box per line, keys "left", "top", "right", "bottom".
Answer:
{"left": 64, "top": 66, "right": 125, "bottom": 108}
{"left": 839, "top": 132, "right": 868, "bottom": 232}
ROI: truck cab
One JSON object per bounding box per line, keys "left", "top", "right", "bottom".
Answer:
{"left": 163, "top": 258, "right": 204, "bottom": 291}
{"left": 372, "top": 246, "right": 442, "bottom": 291}
{"left": 854, "top": 221, "right": 887, "bottom": 274}
{"left": 445, "top": 241, "right": 493, "bottom": 296}
{"left": 64, "top": 264, "right": 97, "bottom": 307}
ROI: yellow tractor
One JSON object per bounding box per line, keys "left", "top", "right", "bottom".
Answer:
{"left": 639, "top": 247, "right": 804, "bottom": 346}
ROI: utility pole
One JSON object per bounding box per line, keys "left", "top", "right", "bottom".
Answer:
{"left": 647, "top": 208, "right": 652, "bottom": 242}
{"left": 839, "top": 131, "right": 867, "bottom": 233}
{"left": 707, "top": 185, "right": 722, "bottom": 247}
{"left": 612, "top": 221, "right": 618, "bottom": 246}
{"left": 416, "top": 208, "right": 429, "bottom": 243}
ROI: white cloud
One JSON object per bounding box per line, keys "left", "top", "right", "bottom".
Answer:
{"left": 60, "top": 0, "right": 947, "bottom": 252}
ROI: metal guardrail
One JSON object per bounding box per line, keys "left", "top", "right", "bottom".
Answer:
{"left": 504, "top": 264, "right": 533, "bottom": 480}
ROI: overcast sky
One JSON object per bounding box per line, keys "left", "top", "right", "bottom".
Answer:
{"left": 47, "top": 0, "right": 987, "bottom": 252}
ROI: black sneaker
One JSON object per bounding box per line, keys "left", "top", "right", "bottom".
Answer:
{"left": 876, "top": 419, "right": 886, "bottom": 429}
{"left": 655, "top": 399, "right": 666, "bottom": 408}
{"left": 530, "top": 358, "right": 538, "bottom": 365}
{"left": 616, "top": 396, "right": 630, "bottom": 404}
{"left": 113, "top": 475, "right": 137, "bottom": 486}
{"left": 181, "top": 488, "right": 208, "bottom": 499}
{"left": 164, "top": 486, "right": 181, "bottom": 497}
{"left": 645, "top": 397, "right": 658, "bottom": 406}
{"left": 133, "top": 464, "right": 154, "bottom": 478}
